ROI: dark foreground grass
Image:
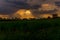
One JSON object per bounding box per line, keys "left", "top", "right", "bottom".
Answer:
{"left": 0, "top": 18, "right": 60, "bottom": 40}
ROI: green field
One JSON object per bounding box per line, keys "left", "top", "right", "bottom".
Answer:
{"left": 0, "top": 18, "right": 60, "bottom": 40}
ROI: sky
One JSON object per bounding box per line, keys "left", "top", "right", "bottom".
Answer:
{"left": 0, "top": 0, "right": 60, "bottom": 15}
{"left": 0, "top": 0, "right": 30, "bottom": 15}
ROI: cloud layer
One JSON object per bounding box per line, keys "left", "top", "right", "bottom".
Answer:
{"left": 0, "top": 0, "right": 59, "bottom": 15}
{"left": 0, "top": 0, "right": 30, "bottom": 15}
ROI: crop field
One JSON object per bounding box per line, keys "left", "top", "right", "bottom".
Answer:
{"left": 0, "top": 18, "right": 60, "bottom": 40}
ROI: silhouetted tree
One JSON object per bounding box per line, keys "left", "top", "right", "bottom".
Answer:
{"left": 48, "top": 16, "right": 51, "bottom": 19}
{"left": 52, "top": 14, "right": 58, "bottom": 18}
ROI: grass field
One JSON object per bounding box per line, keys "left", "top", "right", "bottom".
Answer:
{"left": 0, "top": 18, "right": 60, "bottom": 40}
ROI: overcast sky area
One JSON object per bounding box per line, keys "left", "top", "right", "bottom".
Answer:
{"left": 0, "top": 0, "right": 60, "bottom": 15}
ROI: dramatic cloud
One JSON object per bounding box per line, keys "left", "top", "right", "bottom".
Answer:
{"left": 0, "top": 0, "right": 59, "bottom": 15}
{"left": 0, "top": 0, "right": 30, "bottom": 15}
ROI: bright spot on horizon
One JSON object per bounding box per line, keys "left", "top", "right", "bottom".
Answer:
{"left": 25, "top": 10, "right": 31, "bottom": 15}
{"left": 14, "top": 9, "right": 35, "bottom": 19}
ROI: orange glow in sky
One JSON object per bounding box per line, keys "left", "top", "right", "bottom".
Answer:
{"left": 14, "top": 9, "right": 35, "bottom": 19}
{"left": 41, "top": 4, "right": 56, "bottom": 11}
{"left": 39, "top": 14, "right": 53, "bottom": 18}
{"left": 0, "top": 15, "right": 9, "bottom": 19}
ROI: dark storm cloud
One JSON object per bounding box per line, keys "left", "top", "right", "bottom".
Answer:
{"left": 0, "top": 0, "right": 59, "bottom": 15}
{"left": 55, "top": 1, "right": 60, "bottom": 7}
{"left": 0, "top": 0, "right": 30, "bottom": 14}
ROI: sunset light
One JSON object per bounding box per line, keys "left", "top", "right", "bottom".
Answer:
{"left": 0, "top": 15, "right": 9, "bottom": 19}
{"left": 0, "top": 0, "right": 60, "bottom": 40}
{"left": 41, "top": 4, "right": 56, "bottom": 11}
{"left": 39, "top": 14, "right": 53, "bottom": 18}
{"left": 14, "top": 9, "right": 35, "bottom": 19}
{"left": 25, "top": 10, "right": 31, "bottom": 15}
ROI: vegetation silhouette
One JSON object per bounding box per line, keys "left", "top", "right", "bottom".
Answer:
{"left": 0, "top": 17, "right": 59, "bottom": 40}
